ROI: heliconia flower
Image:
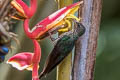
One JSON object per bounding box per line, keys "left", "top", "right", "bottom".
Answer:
{"left": 23, "top": 1, "right": 83, "bottom": 39}
{"left": 7, "top": 52, "right": 33, "bottom": 70}
{"left": 11, "top": 0, "right": 37, "bottom": 19}
{"left": 7, "top": 40, "right": 41, "bottom": 80}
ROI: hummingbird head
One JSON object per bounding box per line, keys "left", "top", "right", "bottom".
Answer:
{"left": 74, "top": 22, "right": 86, "bottom": 37}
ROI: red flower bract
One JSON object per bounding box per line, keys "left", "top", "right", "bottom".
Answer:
{"left": 7, "top": 40, "right": 41, "bottom": 80}
{"left": 11, "top": 0, "right": 37, "bottom": 19}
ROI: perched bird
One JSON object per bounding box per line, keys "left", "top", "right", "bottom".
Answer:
{"left": 39, "top": 22, "right": 85, "bottom": 79}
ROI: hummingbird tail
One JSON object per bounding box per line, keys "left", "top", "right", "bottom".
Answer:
{"left": 39, "top": 71, "right": 45, "bottom": 79}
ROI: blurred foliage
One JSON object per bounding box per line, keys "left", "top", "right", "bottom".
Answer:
{"left": 95, "top": 0, "right": 120, "bottom": 80}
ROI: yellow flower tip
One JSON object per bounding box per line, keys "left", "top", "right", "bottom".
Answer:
{"left": 26, "top": 64, "right": 34, "bottom": 71}
{"left": 11, "top": 0, "right": 27, "bottom": 19}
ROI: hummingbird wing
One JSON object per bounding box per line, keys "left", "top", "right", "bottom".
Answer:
{"left": 39, "top": 35, "right": 75, "bottom": 79}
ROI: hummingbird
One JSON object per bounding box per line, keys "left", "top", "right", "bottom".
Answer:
{"left": 39, "top": 21, "right": 85, "bottom": 79}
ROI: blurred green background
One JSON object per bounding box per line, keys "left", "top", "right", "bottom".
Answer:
{"left": 0, "top": 0, "right": 120, "bottom": 80}
{"left": 95, "top": 0, "right": 120, "bottom": 80}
